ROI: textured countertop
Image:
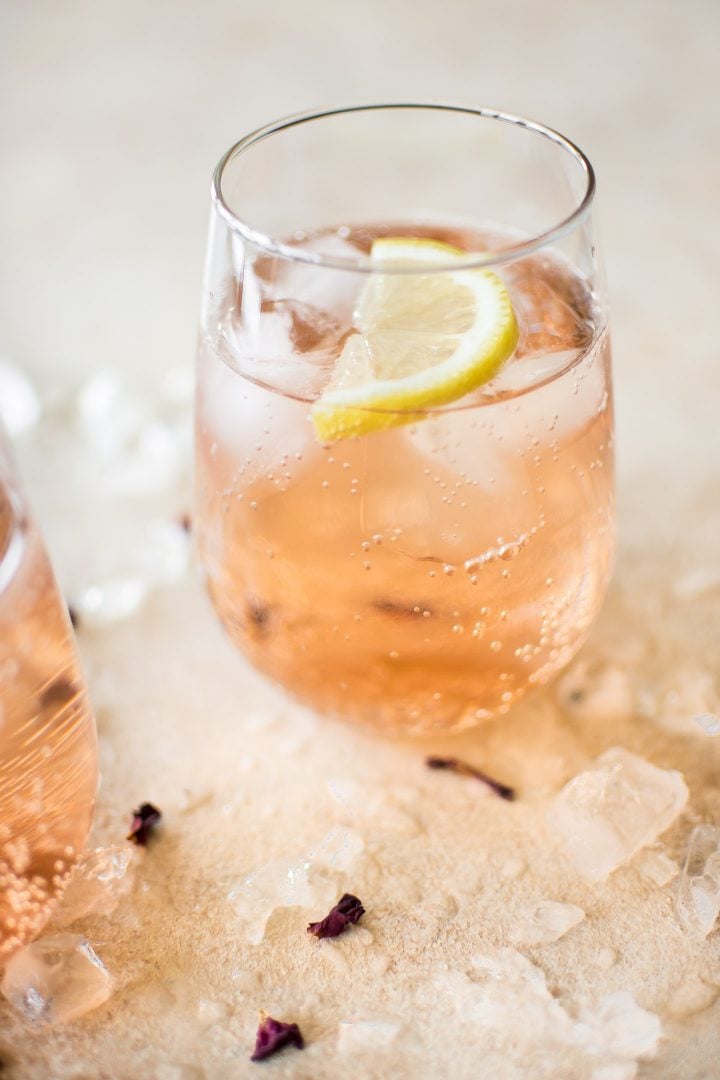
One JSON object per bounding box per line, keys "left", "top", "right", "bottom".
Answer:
{"left": 1, "top": 1, "right": 720, "bottom": 1076}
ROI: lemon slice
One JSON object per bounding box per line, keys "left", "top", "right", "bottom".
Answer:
{"left": 311, "top": 237, "right": 518, "bottom": 441}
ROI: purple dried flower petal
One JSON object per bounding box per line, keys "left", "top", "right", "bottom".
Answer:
{"left": 127, "top": 802, "right": 162, "bottom": 845}
{"left": 307, "top": 893, "right": 365, "bottom": 939}
{"left": 251, "top": 1015, "right": 304, "bottom": 1062}
{"left": 426, "top": 756, "right": 515, "bottom": 801}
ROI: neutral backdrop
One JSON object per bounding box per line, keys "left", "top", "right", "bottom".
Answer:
{"left": 1, "top": 2, "right": 719, "bottom": 1078}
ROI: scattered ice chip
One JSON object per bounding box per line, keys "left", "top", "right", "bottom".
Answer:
{"left": 429, "top": 950, "right": 660, "bottom": 1076}
{"left": 596, "top": 947, "right": 618, "bottom": 971}
{"left": 229, "top": 857, "right": 335, "bottom": 945}
{"left": 77, "top": 371, "right": 142, "bottom": 451}
{"left": 76, "top": 370, "right": 189, "bottom": 496}
{"left": 511, "top": 900, "right": 585, "bottom": 946}
{"left": 52, "top": 845, "right": 135, "bottom": 926}
{"left": 337, "top": 1017, "right": 401, "bottom": 1053}
{"left": 0, "top": 360, "right": 41, "bottom": 436}
{"left": 651, "top": 667, "right": 718, "bottom": 734}
{"left": 308, "top": 827, "right": 365, "bottom": 872}
{"left": 575, "top": 991, "right": 662, "bottom": 1063}
{"left": 546, "top": 748, "right": 688, "bottom": 882}
{"left": 1, "top": 933, "right": 113, "bottom": 1023}
{"left": 633, "top": 848, "right": 678, "bottom": 888}
{"left": 135, "top": 520, "right": 191, "bottom": 585}
{"left": 72, "top": 576, "right": 148, "bottom": 626}
{"left": 666, "top": 975, "right": 719, "bottom": 1018}
{"left": 103, "top": 421, "right": 186, "bottom": 497}
{"left": 675, "top": 824, "right": 720, "bottom": 936}
{"left": 694, "top": 713, "right": 720, "bottom": 736}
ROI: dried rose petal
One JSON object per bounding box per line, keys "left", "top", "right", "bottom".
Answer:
{"left": 127, "top": 802, "right": 162, "bottom": 845}
{"left": 251, "top": 1015, "right": 304, "bottom": 1062}
{"left": 307, "top": 893, "right": 365, "bottom": 939}
{"left": 426, "top": 756, "right": 515, "bottom": 801}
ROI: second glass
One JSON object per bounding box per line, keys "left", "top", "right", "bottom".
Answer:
{"left": 0, "top": 433, "right": 97, "bottom": 959}
{"left": 195, "top": 104, "right": 615, "bottom": 733}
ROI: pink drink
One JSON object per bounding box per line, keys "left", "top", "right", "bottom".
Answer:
{"left": 196, "top": 224, "right": 614, "bottom": 732}
{"left": 0, "top": 477, "right": 97, "bottom": 958}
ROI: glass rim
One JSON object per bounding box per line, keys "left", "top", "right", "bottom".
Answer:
{"left": 211, "top": 102, "right": 596, "bottom": 274}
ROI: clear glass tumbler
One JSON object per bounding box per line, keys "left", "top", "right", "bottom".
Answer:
{"left": 195, "top": 104, "right": 614, "bottom": 734}
{"left": 0, "top": 434, "right": 97, "bottom": 959}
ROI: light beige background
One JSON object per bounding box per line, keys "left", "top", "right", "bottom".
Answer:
{"left": 1, "top": 1, "right": 719, "bottom": 1077}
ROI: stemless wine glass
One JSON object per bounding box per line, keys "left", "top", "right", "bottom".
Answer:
{"left": 0, "top": 433, "right": 97, "bottom": 959}
{"left": 195, "top": 104, "right": 614, "bottom": 734}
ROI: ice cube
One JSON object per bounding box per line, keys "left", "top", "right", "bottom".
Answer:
{"left": 546, "top": 748, "right": 688, "bottom": 882}
{"left": 406, "top": 336, "right": 607, "bottom": 492}
{"left": 77, "top": 371, "right": 142, "bottom": 453}
{"left": 575, "top": 991, "right": 662, "bottom": 1062}
{"left": 308, "top": 827, "right": 365, "bottom": 872}
{"left": 52, "top": 845, "right": 135, "bottom": 927}
{"left": 675, "top": 824, "right": 720, "bottom": 935}
{"left": 633, "top": 847, "right": 678, "bottom": 887}
{"left": 651, "top": 667, "right": 718, "bottom": 734}
{"left": 261, "top": 234, "right": 363, "bottom": 317}
{"left": 72, "top": 576, "right": 148, "bottom": 625}
{"left": 77, "top": 371, "right": 189, "bottom": 496}
{"left": 508, "top": 259, "right": 594, "bottom": 356}
{"left": 694, "top": 713, "right": 720, "bottom": 736}
{"left": 596, "top": 947, "right": 618, "bottom": 970}
{"left": 1, "top": 933, "right": 113, "bottom": 1023}
{"left": 197, "top": 335, "right": 317, "bottom": 471}
{"left": 228, "top": 857, "right": 335, "bottom": 945}
{"left": 511, "top": 900, "right": 585, "bottom": 946}
{"left": 0, "top": 360, "right": 41, "bottom": 436}
{"left": 667, "top": 975, "right": 719, "bottom": 1018}
{"left": 135, "top": 520, "right": 191, "bottom": 585}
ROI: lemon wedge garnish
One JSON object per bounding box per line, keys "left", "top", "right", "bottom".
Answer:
{"left": 311, "top": 237, "right": 518, "bottom": 441}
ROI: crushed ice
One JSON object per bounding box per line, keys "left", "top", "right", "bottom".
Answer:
{"left": 675, "top": 824, "right": 720, "bottom": 936}
{"left": 76, "top": 370, "right": 190, "bottom": 497}
{"left": 52, "top": 844, "right": 135, "bottom": 926}
{"left": 228, "top": 827, "right": 363, "bottom": 944}
{"left": 511, "top": 900, "right": 585, "bottom": 946}
{"left": 430, "top": 949, "right": 661, "bottom": 1074}
{"left": 70, "top": 517, "right": 191, "bottom": 625}
{"left": 694, "top": 713, "right": 720, "bottom": 736}
{"left": 1, "top": 932, "right": 113, "bottom": 1024}
{"left": 546, "top": 748, "right": 688, "bottom": 882}
{"left": 633, "top": 847, "right": 678, "bottom": 888}
{"left": 0, "top": 360, "right": 41, "bottom": 436}
{"left": 666, "top": 975, "right": 719, "bottom": 1018}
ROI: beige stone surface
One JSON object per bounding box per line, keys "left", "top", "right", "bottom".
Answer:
{"left": 1, "top": 0, "right": 720, "bottom": 1076}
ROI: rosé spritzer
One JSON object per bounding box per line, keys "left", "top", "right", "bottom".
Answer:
{"left": 195, "top": 106, "right": 614, "bottom": 733}
{"left": 0, "top": 440, "right": 97, "bottom": 958}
